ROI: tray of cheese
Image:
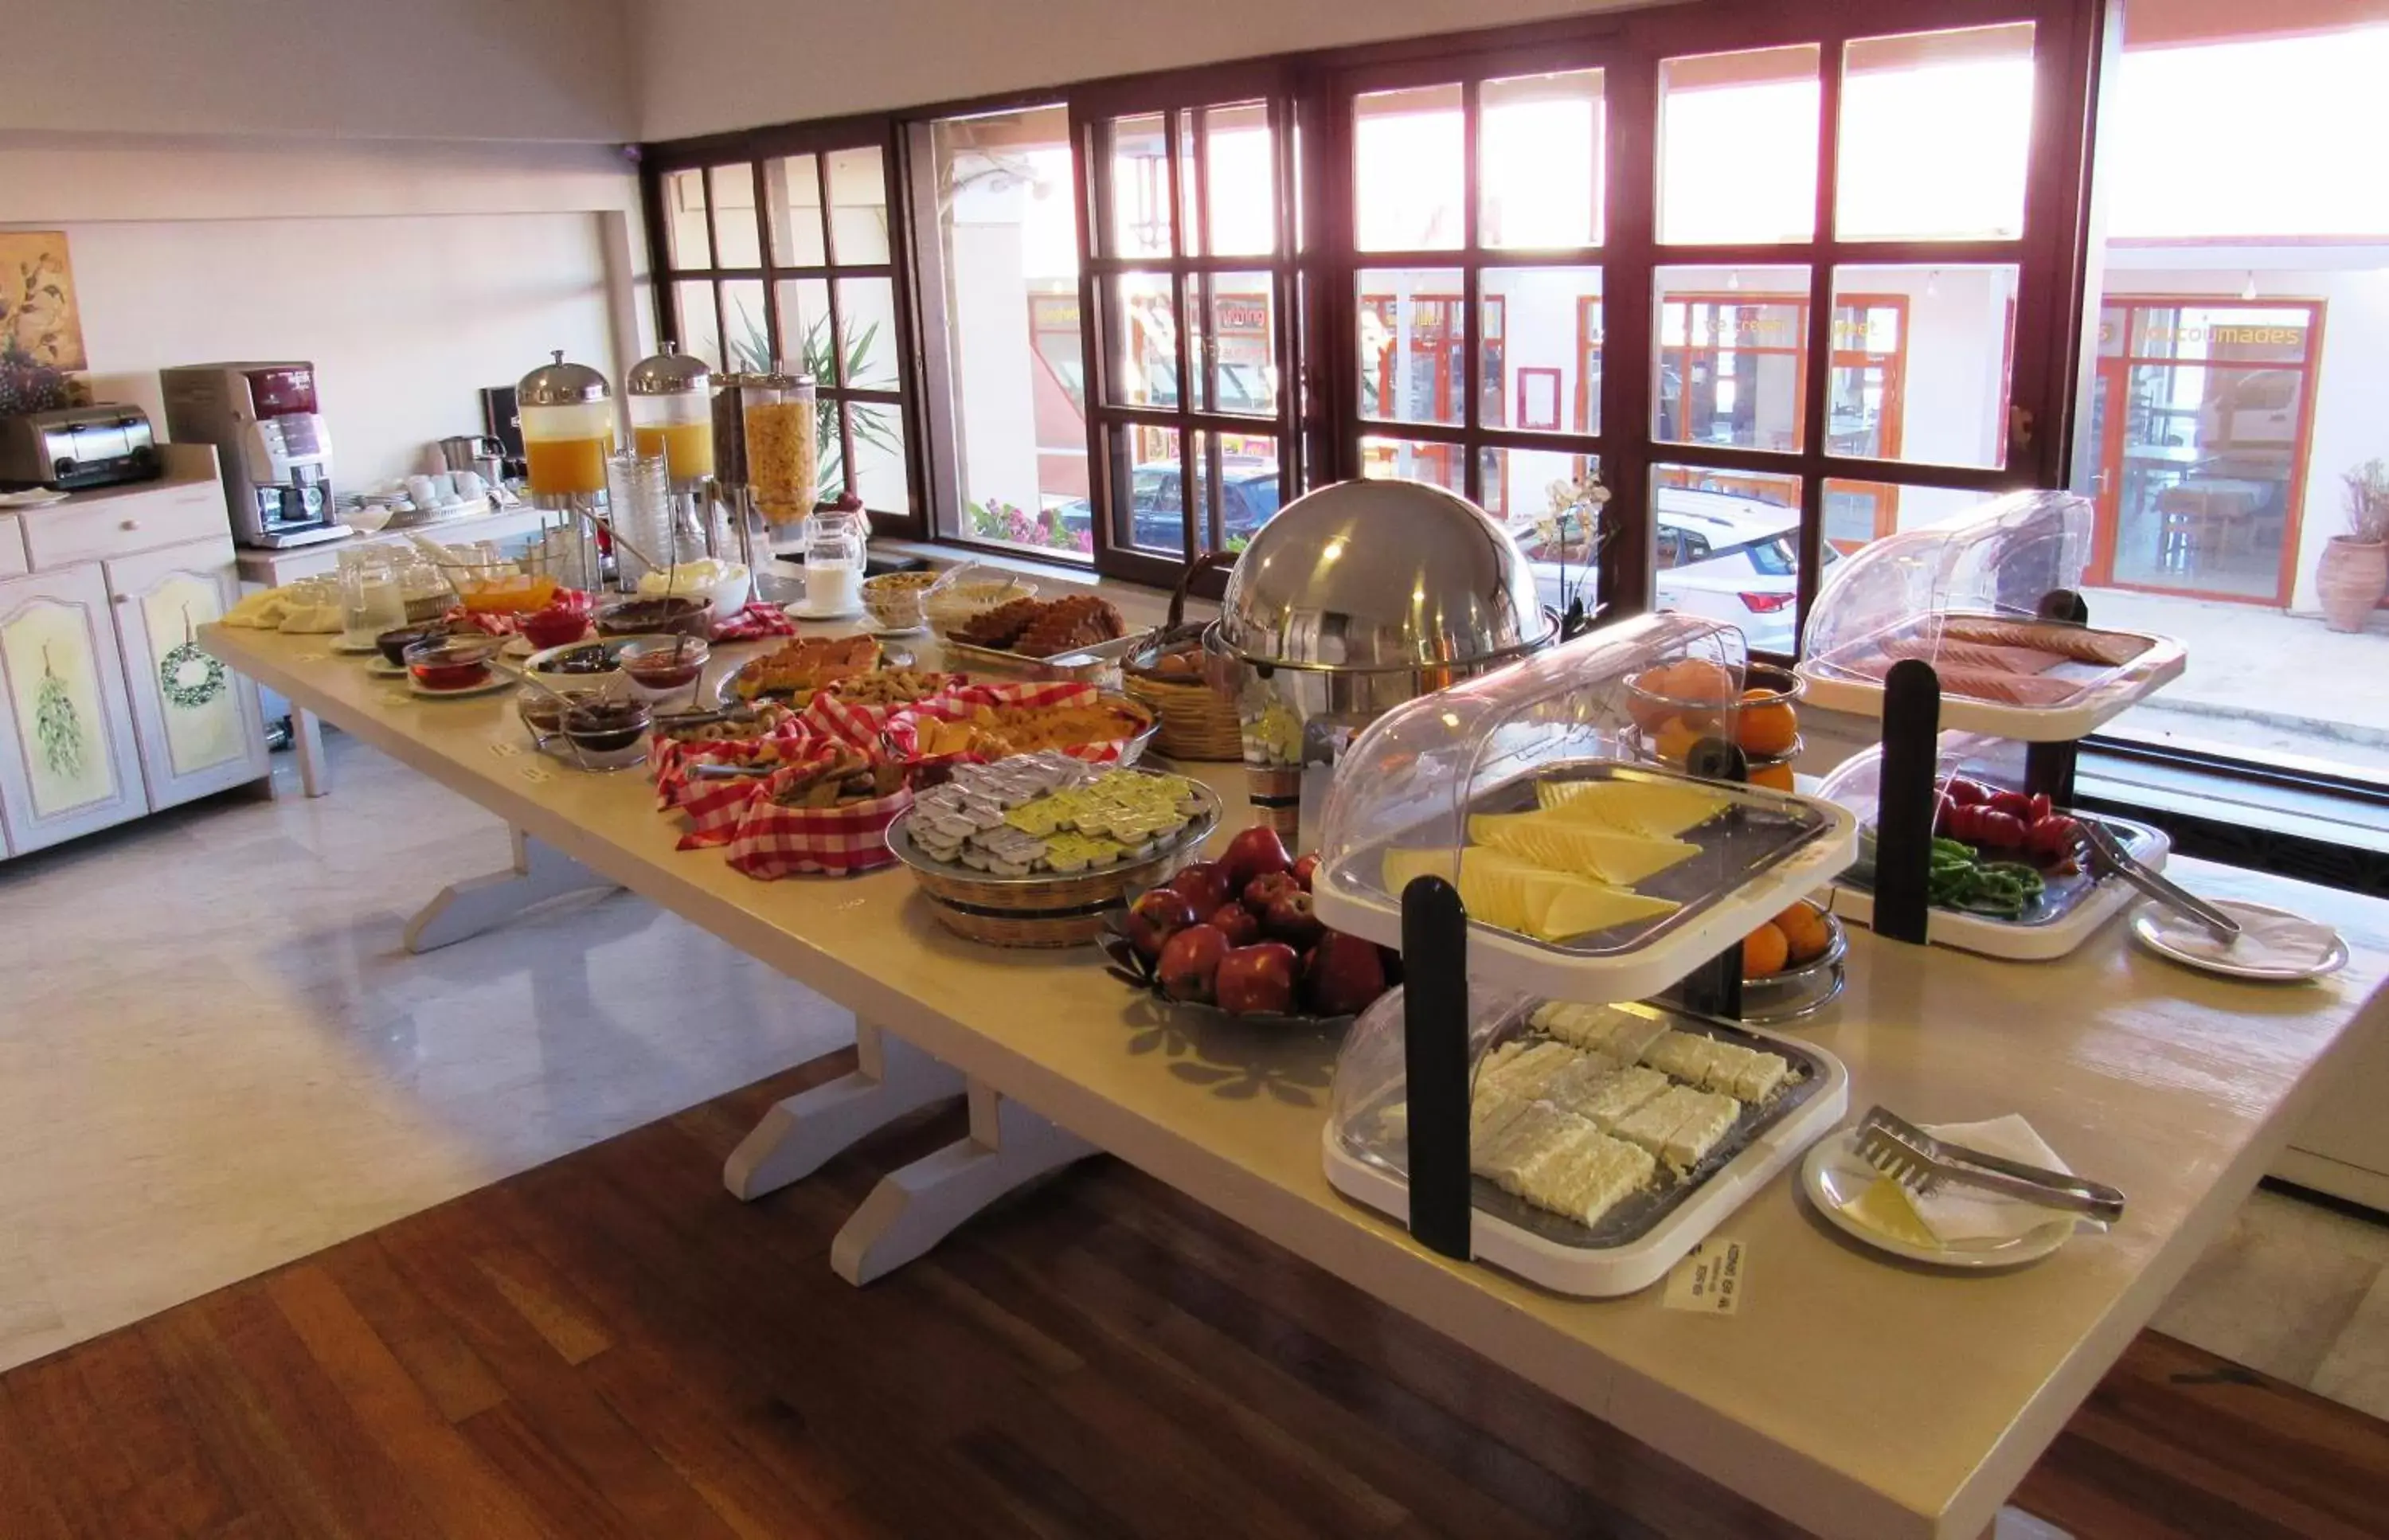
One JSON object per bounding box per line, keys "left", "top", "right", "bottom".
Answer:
{"left": 1313, "top": 763, "right": 1859, "bottom": 1005}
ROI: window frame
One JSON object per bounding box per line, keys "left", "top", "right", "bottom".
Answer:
{"left": 642, "top": 117, "right": 929, "bottom": 540}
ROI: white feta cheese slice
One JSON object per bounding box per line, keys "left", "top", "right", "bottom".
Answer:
{"left": 1569, "top": 1065, "right": 1672, "bottom": 1132}
{"left": 1660, "top": 1090, "right": 1742, "bottom": 1171}
{"left": 1732, "top": 1050, "right": 1792, "bottom": 1102}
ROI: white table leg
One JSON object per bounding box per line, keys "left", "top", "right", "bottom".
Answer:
{"left": 724, "top": 1022, "right": 965, "bottom": 1200}
{"left": 402, "top": 828, "right": 618, "bottom": 954}
{"left": 293, "top": 706, "right": 330, "bottom": 797}
{"left": 830, "top": 1078, "right": 1096, "bottom": 1286}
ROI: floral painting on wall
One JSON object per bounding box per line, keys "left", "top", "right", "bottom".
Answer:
{"left": 1, "top": 231, "right": 85, "bottom": 370}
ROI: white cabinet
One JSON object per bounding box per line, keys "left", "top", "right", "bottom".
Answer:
{"left": 0, "top": 444, "right": 269, "bottom": 859}
{"left": 105, "top": 536, "right": 271, "bottom": 811}
{"left": 0, "top": 564, "right": 147, "bottom": 854}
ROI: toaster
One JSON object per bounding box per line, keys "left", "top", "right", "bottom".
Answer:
{"left": 0, "top": 405, "right": 162, "bottom": 491}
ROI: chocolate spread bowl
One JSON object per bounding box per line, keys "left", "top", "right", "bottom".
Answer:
{"left": 557, "top": 697, "right": 655, "bottom": 771}
{"left": 594, "top": 594, "right": 712, "bottom": 640}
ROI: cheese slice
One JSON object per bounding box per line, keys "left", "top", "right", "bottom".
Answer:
{"left": 1536, "top": 779, "right": 1730, "bottom": 839}
{"left": 1382, "top": 845, "right": 1677, "bottom": 940}
{"left": 1732, "top": 1051, "right": 1793, "bottom": 1103}
{"left": 1531, "top": 878, "right": 1679, "bottom": 940}
{"left": 1562, "top": 1064, "right": 1672, "bottom": 1132}
{"left": 1468, "top": 811, "right": 1699, "bottom": 887}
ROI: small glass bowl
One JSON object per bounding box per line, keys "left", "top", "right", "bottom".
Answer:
{"left": 517, "top": 685, "right": 604, "bottom": 748}
{"left": 560, "top": 697, "right": 654, "bottom": 771}
{"left": 616, "top": 635, "right": 710, "bottom": 704}
{"left": 517, "top": 605, "right": 592, "bottom": 651}
{"left": 403, "top": 634, "right": 502, "bottom": 692}
{"left": 595, "top": 593, "right": 712, "bottom": 639}
{"left": 376, "top": 621, "right": 452, "bottom": 668}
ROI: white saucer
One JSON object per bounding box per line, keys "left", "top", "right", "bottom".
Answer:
{"left": 407, "top": 672, "right": 516, "bottom": 701}
{"left": 783, "top": 600, "right": 865, "bottom": 623}
{"left": 871, "top": 623, "right": 929, "bottom": 639}
{"left": 2129, "top": 897, "right": 2348, "bottom": 983}
{"left": 365, "top": 656, "right": 406, "bottom": 678}
{"left": 1801, "top": 1130, "right": 2074, "bottom": 1270}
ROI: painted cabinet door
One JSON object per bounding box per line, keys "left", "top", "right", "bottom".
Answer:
{"left": 105, "top": 536, "right": 270, "bottom": 811}
{"left": 0, "top": 564, "right": 147, "bottom": 853}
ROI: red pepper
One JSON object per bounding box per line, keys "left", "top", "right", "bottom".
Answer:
{"left": 2028, "top": 792, "right": 2053, "bottom": 824}
{"left": 2027, "top": 814, "right": 2083, "bottom": 862}
{"left": 1987, "top": 789, "right": 2035, "bottom": 820}
{"left": 1945, "top": 778, "right": 1992, "bottom": 807}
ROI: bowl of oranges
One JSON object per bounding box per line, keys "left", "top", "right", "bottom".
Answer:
{"left": 1734, "top": 897, "right": 1846, "bottom": 1023}
{"left": 1623, "top": 660, "right": 1804, "bottom": 792}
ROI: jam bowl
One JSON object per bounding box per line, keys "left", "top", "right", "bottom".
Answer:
{"left": 402, "top": 634, "right": 502, "bottom": 692}
{"left": 616, "top": 635, "right": 711, "bottom": 702}
{"left": 516, "top": 604, "right": 592, "bottom": 651}
{"left": 522, "top": 637, "right": 643, "bottom": 698}
{"left": 516, "top": 684, "right": 606, "bottom": 746}
{"left": 376, "top": 621, "right": 452, "bottom": 668}
{"left": 559, "top": 698, "right": 655, "bottom": 770}
{"left": 594, "top": 593, "right": 712, "bottom": 640}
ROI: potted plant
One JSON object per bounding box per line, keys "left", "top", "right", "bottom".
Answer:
{"left": 2317, "top": 459, "right": 2389, "bottom": 633}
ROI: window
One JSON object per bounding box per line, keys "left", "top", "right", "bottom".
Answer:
{"left": 1077, "top": 83, "right": 1299, "bottom": 576}
{"left": 2074, "top": 7, "right": 2389, "bottom": 789}
{"left": 645, "top": 135, "right": 921, "bottom": 534}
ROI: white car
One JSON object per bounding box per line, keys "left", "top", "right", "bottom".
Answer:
{"left": 1516, "top": 488, "right": 1835, "bottom": 655}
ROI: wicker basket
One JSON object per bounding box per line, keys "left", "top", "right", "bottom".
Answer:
{"left": 1120, "top": 553, "right": 1243, "bottom": 761}
{"left": 887, "top": 779, "right": 1219, "bottom": 948}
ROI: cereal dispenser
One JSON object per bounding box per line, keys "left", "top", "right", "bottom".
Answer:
{"left": 738, "top": 363, "right": 819, "bottom": 556}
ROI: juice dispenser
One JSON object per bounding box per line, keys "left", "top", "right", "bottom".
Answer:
{"left": 517, "top": 350, "right": 616, "bottom": 584}
{"left": 626, "top": 343, "right": 715, "bottom": 484}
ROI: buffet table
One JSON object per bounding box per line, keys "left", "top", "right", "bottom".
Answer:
{"left": 201, "top": 621, "right": 2388, "bottom": 1540}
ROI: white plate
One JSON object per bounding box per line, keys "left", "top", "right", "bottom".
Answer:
{"left": 2129, "top": 897, "right": 2348, "bottom": 983}
{"left": 784, "top": 599, "right": 864, "bottom": 623}
{"left": 406, "top": 672, "right": 516, "bottom": 701}
{"left": 1801, "top": 1129, "right": 2072, "bottom": 1269}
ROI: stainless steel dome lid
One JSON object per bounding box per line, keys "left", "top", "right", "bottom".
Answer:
{"left": 1214, "top": 479, "right": 1555, "bottom": 670}
{"left": 624, "top": 342, "right": 711, "bottom": 394}
{"left": 518, "top": 350, "right": 611, "bottom": 405}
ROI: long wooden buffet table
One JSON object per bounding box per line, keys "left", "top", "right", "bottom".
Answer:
{"left": 204, "top": 621, "right": 2388, "bottom": 1540}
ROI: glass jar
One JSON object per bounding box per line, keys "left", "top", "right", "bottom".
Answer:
{"left": 517, "top": 351, "right": 616, "bottom": 502}
{"left": 604, "top": 450, "right": 674, "bottom": 584}
{"left": 800, "top": 506, "right": 867, "bottom": 616}
{"left": 336, "top": 545, "right": 408, "bottom": 645}
{"left": 625, "top": 343, "right": 716, "bottom": 484}
{"left": 740, "top": 365, "right": 819, "bottom": 551}
{"left": 395, "top": 547, "right": 457, "bottom": 621}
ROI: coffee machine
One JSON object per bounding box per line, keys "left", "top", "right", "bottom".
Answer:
{"left": 160, "top": 362, "right": 348, "bottom": 548}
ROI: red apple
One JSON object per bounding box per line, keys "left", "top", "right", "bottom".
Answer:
{"left": 1123, "top": 887, "right": 1199, "bottom": 961}
{"left": 1290, "top": 852, "right": 1320, "bottom": 891}
{"left": 1305, "top": 930, "right": 1389, "bottom": 1017}
{"left": 1215, "top": 941, "right": 1300, "bottom": 1015}
{"left": 1207, "top": 903, "right": 1261, "bottom": 948}
{"left": 1158, "top": 925, "right": 1231, "bottom": 1004}
{"left": 1242, "top": 870, "right": 1302, "bottom": 917}
{"left": 1262, "top": 888, "right": 1324, "bottom": 947}
{"left": 1167, "top": 860, "right": 1235, "bottom": 917}
{"left": 1222, "top": 825, "right": 1292, "bottom": 889}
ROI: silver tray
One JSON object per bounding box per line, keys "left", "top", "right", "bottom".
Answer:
{"left": 883, "top": 772, "right": 1223, "bottom": 889}
{"left": 1337, "top": 999, "right": 1836, "bottom": 1251}
{"left": 1842, "top": 812, "right": 2164, "bottom": 929}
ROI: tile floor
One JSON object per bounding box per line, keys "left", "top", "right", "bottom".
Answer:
{"left": 0, "top": 733, "right": 855, "bottom": 1374}
{"left": 2, "top": 730, "right": 2386, "bottom": 1444}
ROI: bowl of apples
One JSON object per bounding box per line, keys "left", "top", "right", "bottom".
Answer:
{"left": 1099, "top": 824, "right": 1400, "bottom": 1028}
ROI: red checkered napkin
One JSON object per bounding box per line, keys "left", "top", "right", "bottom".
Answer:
{"left": 651, "top": 729, "right": 818, "bottom": 819}
{"left": 800, "top": 674, "right": 972, "bottom": 750}
{"left": 725, "top": 764, "right": 912, "bottom": 878}
{"left": 711, "top": 601, "right": 798, "bottom": 642}
{"left": 885, "top": 680, "right": 1145, "bottom": 764}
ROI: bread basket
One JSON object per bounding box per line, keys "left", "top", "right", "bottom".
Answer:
{"left": 1122, "top": 552, "right": 1243, "bottom": 760}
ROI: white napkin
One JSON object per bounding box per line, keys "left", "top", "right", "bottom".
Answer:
{"left": 1906, "top": 1115, "right": 2076, "bottom": 1245}
{"left": 2143, "top": 901, "right": 2339, "bottom": 973}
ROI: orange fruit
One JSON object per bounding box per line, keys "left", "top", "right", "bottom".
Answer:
{"left": 1742, "top": 921, "right": 1791, "bottom": 979}
{"left": 1746, "top": 761, "right": 1796, "bottom": 792}
{"left": 1652, "top": 715, "right": 1704, "bottom": 764}
{"left": 1668, "top": 659, "right": 1738, "bottom": 706}
{"left": 1733, "top": 689, "right": 1799, "bottom": 758}
{"left": 1773, "top": 902, "right": 1831, "bottom": 963}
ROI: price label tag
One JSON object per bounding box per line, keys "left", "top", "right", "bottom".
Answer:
{"left": 488, "top": 741, "right": 521, "bottom": 759}
{"left": 296, "top": 652, "right": 328, "bottom": 664}
{"left": 518, "top": 763, "right": 553, "bottom": 785}
{"left": 380, "top": 690, "right": 413, "bottom": 708}
{"left": 1663, "top": 1237, "right": 1746, "bottom": 1316}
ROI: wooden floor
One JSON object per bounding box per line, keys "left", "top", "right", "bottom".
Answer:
{"left": 3, "top": 1050, "right": 2384, "bottom": 1540}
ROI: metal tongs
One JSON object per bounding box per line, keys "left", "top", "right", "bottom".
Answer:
{"left": 1855, "top": 1106, "right": 2125, "bottom": 1224}
{"left": 2080, "top": 819, "right": 2241, "bottom": 941}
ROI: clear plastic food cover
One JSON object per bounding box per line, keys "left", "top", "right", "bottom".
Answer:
{"left": 1310, "top": 613, "right": 1859, "bottom": 1003}
{"left": 1797, "top": 488, "right": 2185, "bottom": 737}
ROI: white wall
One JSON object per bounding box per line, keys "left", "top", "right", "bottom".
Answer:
{"left": 629, "top": 0, "right": 1649, "bottom": 142}
{"left": 1, "top": 0, "right": 632, "bottom": 143}
{"left": 2097, "top": 248, "right": 2389, "bottom": 613}
{"left": 4, "top": 133, "right": 647, "bottom": 491}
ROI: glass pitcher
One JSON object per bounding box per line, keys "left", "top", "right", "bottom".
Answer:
{"left": 337, "top": 545, "right": 408, "bottom": 646}
{"left": 800, "top": 506, "right": 866, "bottom": 617}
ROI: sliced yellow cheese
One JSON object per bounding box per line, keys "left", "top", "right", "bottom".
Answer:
{"left": 1531, "top": 878, "right": 1679, "bottom": 940}
{"left": 1380, "top": 846, "right": 1538, "bottom": 933}
{"left": 1843, "top": 1177, "right": 1940, "bottom": 1249}
{"left": 1535, "top": 779, "right": 1729, "bottom": 839}
{"left": 1469, "top": 811, "right": 1698, "bottom": 887}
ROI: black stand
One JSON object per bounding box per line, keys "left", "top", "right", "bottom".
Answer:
{"left": 1675, "top": 737, "right": 1750, "bottom": 1020}
{"left": 1872, "top": 659, "right": 1944, "bottom": 944}
{"left": 1400, "top": 874, "right": 1474, "bottom": 1261}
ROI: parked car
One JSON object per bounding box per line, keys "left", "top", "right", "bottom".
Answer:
{"left": 1053, "top": 460, "right": 1283, "bottom": 552}
{"left": 1517, "top": 487, "right": 1836, "bottom": 655}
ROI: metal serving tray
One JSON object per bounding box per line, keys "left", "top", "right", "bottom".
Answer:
{"left": 1839, "top": 812, "right": 2164, "bottom": 931}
